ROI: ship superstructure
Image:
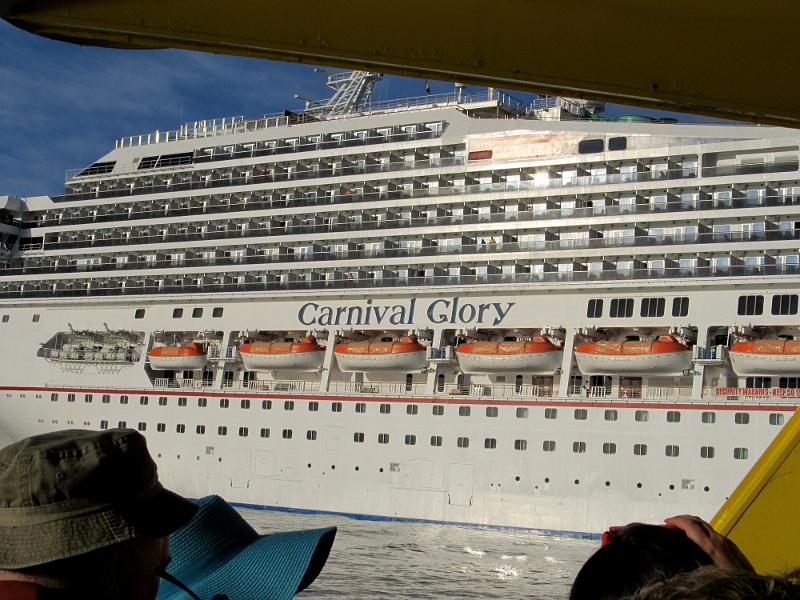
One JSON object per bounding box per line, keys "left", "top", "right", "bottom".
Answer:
{"left": 1, "top": 74, "right": 799, "bottom": 534}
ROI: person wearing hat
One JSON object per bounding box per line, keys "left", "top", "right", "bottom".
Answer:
{"left": 0, "top": 429, "right": 336, "bottom": 600}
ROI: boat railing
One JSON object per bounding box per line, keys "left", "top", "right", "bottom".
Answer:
{"left": 5, "top": 263, "right": 800, "bottom": 299}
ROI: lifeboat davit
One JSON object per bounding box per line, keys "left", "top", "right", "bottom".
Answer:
{"left": 729, "top": 339, "right": 800, "bottom": 376}
{"left": 148, "top": 342, "right": 207, "bottom": 370}
{"left": 574, "top": 335, "right": 691, "bottom": 375}
{"left": 239, "top": 337, "right": 324, "bottom": 371}
{"left": 456, "top": 337, "right": 562, "bottom": 374}
{"left": 335, "top": 335, "right": 426, "bottom": 372}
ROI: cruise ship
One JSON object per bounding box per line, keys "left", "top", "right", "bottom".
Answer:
{"left": 1, "top": 71, "right": 798, "bottom": 535}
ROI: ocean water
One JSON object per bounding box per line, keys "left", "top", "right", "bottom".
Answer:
{"left": 241, "top": 508, "right": 597, "bottom": 599}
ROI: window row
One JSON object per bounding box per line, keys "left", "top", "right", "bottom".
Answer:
{"left": 738, "top": 294, "right": 799, "bottom": 316}
{"left": 587, "top": 296, "right": 689, "bottom": 319}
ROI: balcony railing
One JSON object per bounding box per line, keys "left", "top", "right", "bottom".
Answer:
{"left": 3, "top": 263, "right": 799, "bottom": 300}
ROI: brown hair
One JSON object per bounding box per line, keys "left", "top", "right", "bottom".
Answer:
{"left": 628, "top": 566, "right": 800, "bottom": 600}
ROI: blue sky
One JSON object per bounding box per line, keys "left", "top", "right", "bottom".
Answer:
{"left": 0, "top": 19, "right": 704, "bottom": 198}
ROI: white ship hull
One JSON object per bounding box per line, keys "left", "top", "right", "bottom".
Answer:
{"left": 240, "top": 351, "right": 324, "bottom": 372}
{"left": 335, "top": 351, "right": 427, "bottom": 372}
{"left": 1, "top": 88, "right": 799, "bottom": 535}
{"left": 575, "top": 351, "right": 692, "bottom": 375}
{"left": 456, "top": 351, "right": 562, "bottom": 374}
{"left": 729, "top": 352, "right": 800, "bottom": 376}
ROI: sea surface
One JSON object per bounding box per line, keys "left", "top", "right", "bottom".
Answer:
{"left": 241, "top": 508, "right": 596, "bottom": 599}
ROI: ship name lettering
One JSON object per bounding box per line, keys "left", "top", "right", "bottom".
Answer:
{"left": 426, "top": 298, "right": 515, "bottom": 326}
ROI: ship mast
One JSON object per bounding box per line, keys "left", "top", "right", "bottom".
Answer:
{"left": 300, "top": 70, "right": 383, "bottom": 119}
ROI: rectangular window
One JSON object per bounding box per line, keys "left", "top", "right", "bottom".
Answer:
{"left": 672, "top": 297, "right": 689, "bottom": 317}
{"left": 457, "top": 437, "right": 470, "bottom": 448}
{"left": 102, "top": 394, "right": 111, "bottom": 404}
{"left": 604, "top": 409, "right": 618, "bottom": 421}
{"left": 139, "top": 396, "right": 148, "bottom": 406}
{"left": 379, "top": 403, "right": 391, "bottom": 414}
{"left": 156, "top": 423, "right": 166, "bottom": 433}
{"left": 158, "top": 396, "right": 167, "bottom": 406}
{"left": 432, "top": 405, "right": 445, "bottom": 416}
{"left": 610, "top": 298, "right": 634, "bottom": 318}
{"left": 308, "top": 401, "right": 319, "bottom": 412}
{"left": 219, "top": 398, "right": 229, "bottom": 408}
{"left": 118, "top": 421, "right": 128, "bottom": 429}
{"left": 355, "top": 403, "right": 366, "bottom": 413}
{"left": 331, "top": 402, "right": 343, "bottom": 412}
{"left": 665, "top": 444, "right": 680, "bottom": 457}
{"left": 635, "top": 410, "right": 649, "bottom": 422}
{"left": 282, "top": 429, "right": 292, "bottom": 439}
{"left": 284, "top": 401, "right": 294, "bottom": 411}
{"left": 578, "top": 138, "right": 604, "bottom": 154}
{"left": 514, "top": 439, "right": 528, "bottom": 451}
{"left": 217, "top": 426, "right": 227, "bottom": 436}
{"left": 666, "top": 410, "right": 681, "bottom": 423}
{"left": 543, "top": 440, "right": 556, "bottom": 452}
{"left": 484, "top": 438, "right": 497, "bottom": 449}
{"left": 608, "top": 136, "right": 627, "bottom": 151}
{"left": 176, "top": 424, "right": 186, "bottom": 433}
{"left": 353, "top": 432, "right": 365, "bottom": 443}
{"left": 138, "top": 422, "right": 147, "bottom": 432}
{"left": 119, "top": 395, "right": 128, "bottom": 405}
{"left": 640, "top": 297, "right": 666, "bottom": 317}
{"left": 574, "top": 409, "right": 588, "bottom": 420}
{"left": 84, "top": 394, "right": 93, "bottom": 403}
{"left": 1, "top": 315, "right": 8, "bottom": 323}
{"left": 306, "top": 430, "right": 317, "bottom": 440}
{"left": 700, "top": 446, "right": 715, "bottom": 459}
{"left": 771, "top": 294, "right": 798, "bottom": 315}
{"left": 172, "top": 308, "right": 183, "bottom": 318}
{"left": 178, "top": 397, "right": 187, "bottom": 407}
{"left": 30, "top": 313, "right": 38, "bottom": 322}
{"left": 240, "top": 399, "right": 251, "bottom": 409}
{"left": 544, "top": 408, "right": 558, "bottom": 419}
{"left": 737, "top": 295, "right": 764, "bottom": 315}
{"left": 50, "top": 393, "right": 59, "bottom": 402}
{"left": 239, "top": 427, "right": 249, "bottom": 437}
{"left": 573, "top": 441, "right": 587, "bottom": 453}
{"left": 378, "top": 433, "right": 390, "bottom": 444}
{"left": 733, "top": 412, "right": 750, "bottom": 425}
{"left": 602, "top": 442, "right": 617, "bottom": 455}
{"left": 262, "top": 399, "right": 272, "bottom": 410}
{"left": 192, "top": 308, "right": 203, "bottom": 318}
{"left": 701, "top": 411, "right": 716, "bottom": 424}
{"left": 430, "top": 435, "right": 443, "bottom": 447}
{"left": 212, "top": 307, "right": 224, "bottom": 318}
{"left": 458, "top": 406, "right": 471, "bottom": 416}
{"left": 634, "top": 443, "right": 648, "bottom": 456}
{"left": 406, "top": 404, "right": 419, "bottom": 415}
{"left": 193, "top": 425, "right": 205, "bottom": 434}
{"left": 260, "top": 428, "right": 270, "bottom": 438}
{"left": 516, "top": 407, "right": 529, "bottom": 419}
{"left": 135, "top": 308, "right": 146, "bottom": 319}
{"left": 587, "top": 299, "right": 603, "bottom": 318}
{"left": 770, "top": 413, "right": 785, "bottom": 425}
{"left": 486, "top": 406, "right": 498, "bottom": 417}
{"left": 733, "top": 447, "right": 749, "bottom": 460}
{"left": 404, "top": 434, "right": 417, "bottom": 445}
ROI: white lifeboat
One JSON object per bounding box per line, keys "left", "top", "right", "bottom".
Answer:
{"left": 335, "top": 335, "right": 426, "bottom": 372}
{"left": 239, "top": 337, "right": 324, "bottom": 371}
{"left": 729, "top": 339, "right": 800, "bottom": 376}
{"left": 575, "top": 335, "right": 691, "bottom": 375}
{"left": 148, "top": 342, "right": 207, "bottom": 370}
{"left": 456, "top": 337, "right": 562, "bottom": 374}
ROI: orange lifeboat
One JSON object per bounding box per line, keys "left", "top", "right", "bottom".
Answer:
{"left": 574, "top": 335, "right": 691, "bottom": 375}
{"left": 335, "top": 335, "right": 426, "bottom": 372}
{"left": 148, "top": 342, "right": 207, "bottom": 370}
{"left": 456, "top": 337, "right": 562, "bottom": 374}
{"left": 239, "top": 336, "right": 324, "bottom": 371}
{"left": 729, "top": 339, "right": 800, "bottom": 376}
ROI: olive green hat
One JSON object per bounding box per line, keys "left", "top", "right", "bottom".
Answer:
{"left": 0, "top": 428, "right": 198, "bottom": 569}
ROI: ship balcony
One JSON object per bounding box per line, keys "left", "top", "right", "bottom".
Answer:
{"left": 3, "top": 263, "right": 800, "bottom": 300}
{"left": 427, "top": 345, "right": 457, "bottom": 363}
{"left": 692, "top": 344, "right": 729, "bottom": 365}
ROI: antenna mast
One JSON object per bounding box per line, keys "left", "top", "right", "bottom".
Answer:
{"left": 301, "top": 70, "right": 383, "bottom": 119}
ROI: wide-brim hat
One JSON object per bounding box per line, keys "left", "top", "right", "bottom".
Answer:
{"left": 157, "top": 495, "right": 336, "bottom": 600}
{"left": 0, "top": 429, "right": 197, "bottom": 569}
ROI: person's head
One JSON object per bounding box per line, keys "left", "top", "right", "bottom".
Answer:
{"left": 627, "top": 566, "right": 800, "bottom": 600}
{"left": 570, "top": 524, "right": 715, "bottom": 600}
{"left": 0, "top": 428, "right": 197, "bottom": 599}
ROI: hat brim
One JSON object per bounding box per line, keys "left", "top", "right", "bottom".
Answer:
{"left": 121, "top": 486, "right": 199, "bottom": 538}
{"left": 157, "top": 496, "right": 336, "bottom": 600}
